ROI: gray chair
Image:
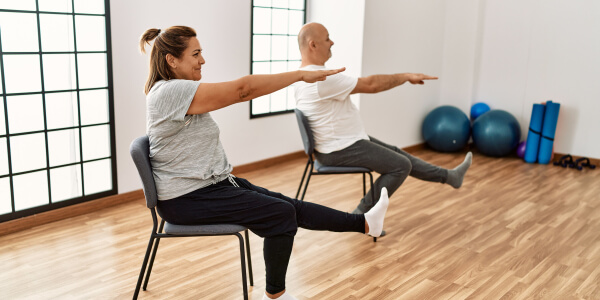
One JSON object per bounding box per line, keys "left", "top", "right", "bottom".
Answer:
{"left": 294, "top": 109, "right": 377, "bottom": 242}
{"left": 130, "top": 136, "right": 253, "bottom": 299}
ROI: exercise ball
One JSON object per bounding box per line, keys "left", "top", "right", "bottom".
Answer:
{"left": 422, "top": 106, "right": 471, "bottom": 152}
{"left": 516, "top": 141, "right": 526, "bottom": 158}
{"left": 472, "top": 110, "right": 521, "bottom": 157}
{"left": 470, "top": 102, "right": 490, "bottom": 120}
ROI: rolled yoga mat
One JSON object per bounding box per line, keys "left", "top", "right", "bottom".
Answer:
{"left": 524, "top": 103, "right": 545, "bottom": 163}
{"left": 538, "top": 101, "right": 560, "bottom": 164}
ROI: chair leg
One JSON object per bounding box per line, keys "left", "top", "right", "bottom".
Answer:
{"left": 300, "top": 171, "right": 314, "bottom": 201}
{"left": 143, "top": 220, "right": 165, "bottom": 290}
{"left": 295, "top": 160, "right": 311, "bottom": 199}
{"left": 236, "top": 232, "right": 249, "bottom": 300}
{"left": 363, "top": 173, "right": 366, "bottom": 196}
{"left": 133, "top": 235, "right": 156, "bottom": 300}
{"left": 245, "top": 230, "right": 254, "bottom": 286}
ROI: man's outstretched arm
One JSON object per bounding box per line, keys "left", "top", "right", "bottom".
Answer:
{"left": 351, "top": 73, "right": 438, "bottom": 94}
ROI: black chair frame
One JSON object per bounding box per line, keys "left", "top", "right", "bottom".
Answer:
{"left": 133, "top": 207, "right": 254, "bottom": 300}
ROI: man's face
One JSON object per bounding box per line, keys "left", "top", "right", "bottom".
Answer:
{"left": 314, "top": 26, "right": 334, "bottom": 62}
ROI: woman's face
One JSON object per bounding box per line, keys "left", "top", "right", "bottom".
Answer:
{"left": 171, "top": 37, "right": 205, "bottom": 81}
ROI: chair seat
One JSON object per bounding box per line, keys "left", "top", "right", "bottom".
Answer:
{"left": 314, "top": 160, "right": 372, "bottom": 174}
{"left": 164, "top": 222, "right": 248, "bottom": 235}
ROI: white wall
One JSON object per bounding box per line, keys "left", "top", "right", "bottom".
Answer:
{"left": 360, "top": 0, "right": 600, "bottom": 158}
{"left": 473, "top": 0, "right": 600, "bottom": 158}
{"left": 110, "top": 0, "right": 303, "bottom": 193}
{"left": 360, "top": 1, "right": 446, "bottom": 147}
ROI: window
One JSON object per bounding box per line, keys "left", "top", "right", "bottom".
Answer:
{"left": 0, "top": 0, "right": 116, "bottom": 222}
{"left": 250, "top": 0, "right": 306, "bottom": 118}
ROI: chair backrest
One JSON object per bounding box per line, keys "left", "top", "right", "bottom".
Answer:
{"left": 294, "top": 109, "right": 315, "bottom": 156}
{"left": 130, "top": 136, "right": 158, "bottom": 209}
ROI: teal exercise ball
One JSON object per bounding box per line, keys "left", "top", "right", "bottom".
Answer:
{"left": 472, "top": 110, "right": 521, "bottom": 157}
{"left": 422, "top": 106, "right": 471, "bottom": 152}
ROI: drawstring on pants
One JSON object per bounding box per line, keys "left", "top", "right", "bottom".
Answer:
{"left": 228, "top": 174, "right": 239, "bottom": 187}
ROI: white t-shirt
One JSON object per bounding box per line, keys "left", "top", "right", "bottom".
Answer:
{"left": 294, "top": 65, "right": 369, "bottom": 154}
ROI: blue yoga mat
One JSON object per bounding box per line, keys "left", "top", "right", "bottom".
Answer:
{"left": 524, "top": 103, "right": 545, "bottom": 163}
{"left": 538, "top": 101, "right": 560, "bottom": 164}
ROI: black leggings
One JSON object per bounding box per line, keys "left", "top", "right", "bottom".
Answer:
{"left": 157, "top": 176, "right": 365, "bottom": 294}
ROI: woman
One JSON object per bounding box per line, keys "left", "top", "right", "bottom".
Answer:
{"left": 139, "top": 26, "right": 389, "bottom": 300}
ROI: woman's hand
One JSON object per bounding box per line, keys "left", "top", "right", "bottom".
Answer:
{"left": 300, "top": 67, "right": 346, "bottom": 83}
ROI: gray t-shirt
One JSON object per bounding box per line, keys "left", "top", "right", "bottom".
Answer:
{"left": 146, "top": 79, "right": 232, "bottom": 200}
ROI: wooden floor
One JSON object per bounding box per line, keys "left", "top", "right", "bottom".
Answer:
{"left": 1, "top": 148, "right": 600, "bottom": 300}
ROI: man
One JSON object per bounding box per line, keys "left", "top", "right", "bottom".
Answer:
{"left": 294, "top": 22, "right": 472, "bottom": 214}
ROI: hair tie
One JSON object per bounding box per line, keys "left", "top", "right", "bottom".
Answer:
{"left": 157, "top": 29, "right": 161, "bottom": 35}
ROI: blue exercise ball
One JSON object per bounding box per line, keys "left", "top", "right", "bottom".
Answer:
{"left": 470, "top": 102, "right": 490, "bottom": 120}
{"left": 472, "top": 110, "right": 521, "bottom": 157}
{"left": 422, "top": 106, "right": 471, "bottom": 152}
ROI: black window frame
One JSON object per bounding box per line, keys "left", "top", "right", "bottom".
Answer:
{"left": 249, "top": 0, "right": 307, "bottom": 119}
{"left": 0, "top": 0, "right": 117, "bottom": 223}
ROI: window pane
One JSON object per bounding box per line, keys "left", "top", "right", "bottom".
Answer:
{"left": 83, "top": 159, "right": 111, "bottom": 195}
{"left": 272, "top": 9, "right": 288, "bottom": 35}
{"left": 7, "top": 94, "right": 45, "bottom": 134}
{"left": 0, "top": 138, "right": 8, "bottom": 176}
{"left": 81, "top": 124, "right": 110, "bottom": 161}
{"left": 13, "top": 170, "right": 48, "bottom": 210}
{"left": 0, "top": 97, "right": 5, "bottom": 135}
{"left": 51, "top": 165, "right": 82, "bottom": 202}
{"left": 270, "top": 89, "right": 287, "bottom": 112}
{"left": 40, "top": 14, "right": 75, "bottom": 52}
{"left": 253, "top": 35, "right": 271, "bottom": 61}
{"left": 271, "top": 0, "right": 288, "bottom": 9}
{"left": 288, "top": 36, "right": 300, "bottom": 60}
{"left": 288, "top": 10, "right": 303, "bottom": 35}
{"left": 75, "top": 15, "right": 106, "bottom": 51}
{"left": 272, "top": 35, "right": 288, "bottom": 61}
{"left": 73, "top": 0, "right": 105, "bottom": 14}
{"left": 0, "top": 0, "right": 36, "bottom": 10}
{"left": 3, "top": 55, "right": 42, "bottom": 94}
{"left": 0, "top": 177, "right": 11, "bottom": 215}
{"left": 10, "top": 133, "right": 47, "bottom": 173}
{"left": 254, "top": 0, "right": 271, "bottom": 6}
{"left": 253, "top": 7, "right": 271, "bottom": 34}
{"left": 80, "top": 89, "right": 108, "bottom": 125}
{"left": 46, "top": 92, "right": 79, "bottom": 129}
{"left": 48, "top": 129, "right": 80, "bottom": 167}
{"left": 289, "top": 0, "right": 304, "bottom": 10}
{"left": 287, "top": 60, "right": 300, "bottom": 72}
{"left": 43, "top": 54, "right": 77, "bottom": 91}
{"left": 38, "top": 0, "right": 73, "bottom": 13}
{"left": 77, "top": 53, "right": 107, "bottom": 89}
{"left": 0, "top": 12, "right": 39, "bottom": 52}
{"left": 252, "top": 62, "right": 270, "bottom": 75}
{"left": 271, "top": 61, "right": 287, "bottom": 74}
{"left": 0, "top": 60, "right": 2, "bottom": 94}
{"left": 252, "top": 95, "right": 270, "bottom": 115}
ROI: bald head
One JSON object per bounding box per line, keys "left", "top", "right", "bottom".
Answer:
{"left": 298, "top": 22, "right": 327, "bottom": 51}
{"left": 298, "top": 22, "right": 333, "bottom": 66}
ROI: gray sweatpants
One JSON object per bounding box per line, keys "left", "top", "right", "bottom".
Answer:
{"left": 315, "top": 136, "right": 448, "bottom": 212}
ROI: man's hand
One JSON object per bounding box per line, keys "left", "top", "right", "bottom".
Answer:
{"left": 300, "top": 67, "right": 346, "bottom": 83}
{"left": 406, "top": 73, "right": 438, "bottom": 85}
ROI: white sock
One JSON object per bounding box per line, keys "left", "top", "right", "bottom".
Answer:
{"left": 364, "top": 187, "right": 389, "bottom": 237}
{"left": 263, "top": 291, "right": 298, "bottom": 300}
{"left": 447, "top": 152, "right": 472, "bottom": 189}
